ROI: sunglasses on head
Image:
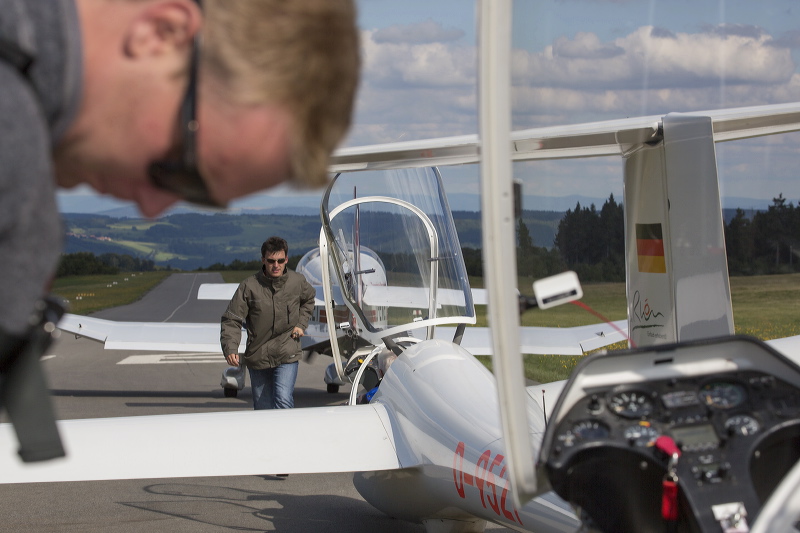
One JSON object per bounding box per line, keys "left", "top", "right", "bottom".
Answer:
{"left": 266, "top": 258, "right": 287, "bottom": 265}
{"left": 148, "top": 2, "right": 225, "bottom": 208}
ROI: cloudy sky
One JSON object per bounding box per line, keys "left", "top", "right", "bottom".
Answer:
{"left": 59, "top": 0, "right": 800, "bottom": 212}
{"left": 347, "top": 0, "right": 800, "bottom": 206}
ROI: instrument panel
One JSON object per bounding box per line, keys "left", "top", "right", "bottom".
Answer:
{"left": 544, "top": 364, "right": 800, "bottom": 532}
{"left": 539, "top": 337, "right": 800, "bottom": 532}
{"left": 550, "top": 371, "right": 799, "bottom": 462}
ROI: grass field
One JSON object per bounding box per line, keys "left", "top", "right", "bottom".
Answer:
{"left": 52, "top": 271, "right": 171, "bottom": 316}
{"left": 53, "top": 271, "right": 800, "bottom": 383}
{"left": 220, "top": 271, "right": 254, "bottom": 283}
{"left": 481, "top": 273, "right": 800, "bottom": 383}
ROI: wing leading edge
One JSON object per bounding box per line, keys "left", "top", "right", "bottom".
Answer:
{"left": 766, "top": 335, "right": 800, "bottom": 366}
{"left": 431, "top": 320, "right": 628, "bottom": 356}
{"left": 57, "top": 314, "right": 242, "bottom": 353}
{"left": 198, "top": 283, "right": 326, "bottom": 307}
{"left": 59, "top": 313, "right": 626, "bottom": 356}
{"left": 57, "top": 314, "right": 329, "bottom": 354}
{"left": 330, "top": 102, "right": 800, "bottom": 172}
{"left": 0, "top": 404, "right": 401, "bottom": 484}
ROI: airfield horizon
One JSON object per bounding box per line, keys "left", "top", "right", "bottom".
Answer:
{"left": 51, "top": 271, "right": 800, "bottom": 384}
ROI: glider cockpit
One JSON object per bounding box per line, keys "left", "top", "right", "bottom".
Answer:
{"left": 539, "top": 336, "right": 800, "bottom": 532}
{"left": 318, "top": 167, "right": 477, "bottom": 399}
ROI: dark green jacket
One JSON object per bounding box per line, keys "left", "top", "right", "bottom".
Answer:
{"left": 221, "top": 268, "right": 316, "bottom": 370}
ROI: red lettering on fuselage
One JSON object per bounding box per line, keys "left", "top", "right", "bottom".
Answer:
{"left": 451, "top": 442, "right": 524, "bottom": 526}
{"left": 498, "top": 465, "right": 522, "bottom": 523}
{"left": 453, "top": 441, "right": 466, "bottom": 497}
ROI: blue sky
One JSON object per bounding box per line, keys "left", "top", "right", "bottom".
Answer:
{"left": 59, "top": 0, "right": 800, "bottom": 213}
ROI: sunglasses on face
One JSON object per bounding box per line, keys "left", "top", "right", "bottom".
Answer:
{"left": 148, "top": 5, "right": 224, "bottom": 208}
{"left": 266, "top": 258, "right": 287, "bottom": 265}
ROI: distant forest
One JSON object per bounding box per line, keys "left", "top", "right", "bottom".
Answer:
{"left": 534, "top": 193, "right": 799, "bottom": 282}
{"left": 56, "top": 252, "right": 161, "bottom": 277}
{"left": 58, "top": 194, "right": 799, "bottom": 281}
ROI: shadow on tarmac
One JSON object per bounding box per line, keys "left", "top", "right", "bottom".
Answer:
{"left": 119, "top": 480, "right": 426, "bottom": 532}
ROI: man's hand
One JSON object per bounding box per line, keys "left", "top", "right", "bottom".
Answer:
{"left": 226, "top": 353, "right": 240, "bottom": 366}
{"left": 291, "top": 327, "right": 304, "bottom": 339}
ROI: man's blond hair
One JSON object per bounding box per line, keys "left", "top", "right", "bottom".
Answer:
{"left": 203, "top": 0, "right": 360, "bottom": 188}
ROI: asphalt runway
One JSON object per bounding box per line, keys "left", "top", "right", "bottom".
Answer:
{"left": 0, "top": 273, "right": 513, "bottom": 532}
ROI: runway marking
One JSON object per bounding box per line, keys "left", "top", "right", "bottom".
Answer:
{"left": 162, "top": 274, "right": 201, "bottom": 322}
{"left": 118, "top": 353, "right": 223, "bottom": 365}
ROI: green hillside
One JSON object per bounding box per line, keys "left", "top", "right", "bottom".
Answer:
{"left": 63, "top": 210, "right": 562, "bottom": 270}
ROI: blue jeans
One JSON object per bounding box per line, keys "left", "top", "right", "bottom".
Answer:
{"left": 248, "top": 362, "right": 299, "bottom": 410}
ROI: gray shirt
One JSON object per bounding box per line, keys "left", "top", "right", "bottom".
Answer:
{"left": 0, "top": 0, "right": 82, "bottom": 334}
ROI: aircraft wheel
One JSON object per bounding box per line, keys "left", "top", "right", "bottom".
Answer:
{"left": 223, "top": 387, "right": 238, "bottom": 398}
{"left": 327, "top": 384, "right": 339, "bottom": 394}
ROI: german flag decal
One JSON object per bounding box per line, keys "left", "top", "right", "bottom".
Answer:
{"left": 636, "top": 223, "right": 666, "bottom": 273}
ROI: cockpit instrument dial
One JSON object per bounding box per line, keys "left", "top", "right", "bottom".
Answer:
{"left": 623, "top": 423, "right": 660, "bottom": 447}
{"left": 724, "top": 415, "right": 760, "bottom": 436}
{"left": 698, "top": 382, "right": 746, "bottom": 409}
{"left": 556, "top": 420, "right": 610, "bottom": 448}
{"left": 608, "top": 391, "right": 654, "bottom": 419}
{"left": 571, "top": 420, "right": 610, "bottom": 441}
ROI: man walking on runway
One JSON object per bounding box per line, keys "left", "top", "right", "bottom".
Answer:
{"left": 221, "top": 237, "right": 315, "bottom": 409}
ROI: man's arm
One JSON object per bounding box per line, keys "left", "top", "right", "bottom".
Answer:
{"left": 296, "top": 278, "right": 316, "bottom": 331}
{"left": 289, "top": 278, "right": 316, "bottom": 339}
{"left": 220, "top": 282, "right": 248, "bottom": 365}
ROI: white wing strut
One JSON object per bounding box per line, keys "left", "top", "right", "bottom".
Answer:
{"left": 478, "top": 0, "right": 538, "bottom": 506}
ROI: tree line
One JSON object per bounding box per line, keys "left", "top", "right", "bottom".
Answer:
{"left": 461, "top": 195, "right": 626, "bottom": 282}
{"left": 550, "top": 194, "right": 625, "bottom": 282}
{"left": 543, "top": 193, "right": 798, "bottom": 282}
{"left": 56, "top": 252, "right": 159, "bottom": 277}
{"left": 58, "top": 193, "right": 797, "bottom": 281}
{"left": 725, "top": 194, "right": 800, "bottom": 275}
{"left": 199, "top": 255, "right": 303, "bottom": 272}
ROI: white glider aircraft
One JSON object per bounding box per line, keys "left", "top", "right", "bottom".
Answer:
{"left": 55, "top": 216, "right": 627, "bottom": 398}
{"left": 2, "top": 2, "right": 800, "bottom": 532}
{"left": 55, "top": 238, "right": 626, "bottom": 398}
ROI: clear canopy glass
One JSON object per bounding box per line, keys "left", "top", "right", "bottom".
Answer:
{"left": 320, "top": 167, "right": 475, "bottom": 341}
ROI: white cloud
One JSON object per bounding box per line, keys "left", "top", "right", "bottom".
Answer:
{"left": 507, "top": 25, "right": 800, "bottom": 128}
{"left": 553, "top": 32, "right": 625, "bottom": 59}
{"left": 343, "top": 28, "right": 477, "bottom": 146}
{"left": 346, "top": 18, "right": 800, "bottom": 207}
{"left": 771, "top": 29, "right": 800, "bottom": 48}
{"left": 361, "top": 29, "right": 475, "bottom": 88}
{"left": 512, "top": 26, "right": 795, "bottom": 90}
{"left": 372, "top": 18, "right": 465, "bottom": 44}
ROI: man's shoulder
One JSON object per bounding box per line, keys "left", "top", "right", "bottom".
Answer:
{"left": 238, "top": 271, "right": 263, "bottom": 287}
{"left": 286, "top": 269, "right": 311, "bottom": 283}
{"left": 286, "top": 270, "right": 314, "bottom": 291}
